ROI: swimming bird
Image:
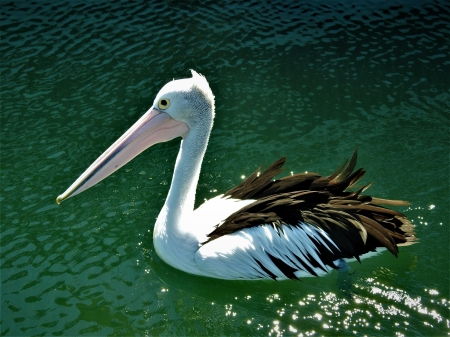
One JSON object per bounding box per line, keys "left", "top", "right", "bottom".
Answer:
{"left": 56, "top": 70, "right": 416, "bottom": 280}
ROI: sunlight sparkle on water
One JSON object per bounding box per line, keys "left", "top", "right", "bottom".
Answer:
{"left": 224, "top": 304, "right": 236, "bottom": 317}
{"left": 425, "top": 289, "right": 439, "bottom": 295}
{"left": 354, "top": 278, "right": 448, "bottom": 330}
{"left": 267, "top": 294, "right": 281, "bottom": 303}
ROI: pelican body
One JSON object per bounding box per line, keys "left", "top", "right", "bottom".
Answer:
{"left": 57, "top": 71, "right": 416, "bottom": 280}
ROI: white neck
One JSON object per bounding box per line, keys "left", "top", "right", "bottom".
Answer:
{"left": 153, "top": 121, "right": 212, "bottom": 275}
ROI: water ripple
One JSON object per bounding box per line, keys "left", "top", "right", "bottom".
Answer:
{"left": 1, "top": 0, "right": 449, "bottom": 335}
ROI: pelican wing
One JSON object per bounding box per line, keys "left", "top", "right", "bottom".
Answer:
{"left": 195, "top": 150, "right": 416, "bottom": 280}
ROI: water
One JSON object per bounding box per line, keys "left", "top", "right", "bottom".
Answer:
{"left": 1, "top": 1, "right": 449, "bottom": 336}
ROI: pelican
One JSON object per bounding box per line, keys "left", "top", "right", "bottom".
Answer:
{"left": 57, "top": 70, "right": 416, "bottom": 280}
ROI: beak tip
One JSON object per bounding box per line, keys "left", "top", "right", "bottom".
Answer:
{"left": 56, "top": 195, "right": 63, "bottom": 204}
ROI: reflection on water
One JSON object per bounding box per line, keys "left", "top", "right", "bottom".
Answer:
{"left": 1, "top": 0, "right": 449, "bottom": 336}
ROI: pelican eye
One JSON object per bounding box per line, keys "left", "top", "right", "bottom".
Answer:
{"left": 158, "top": 98, "right": 170, "bottom": 110}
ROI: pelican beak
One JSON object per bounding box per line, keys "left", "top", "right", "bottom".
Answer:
{"left": 56, "top": 108, "right": 189, "bottom": 204}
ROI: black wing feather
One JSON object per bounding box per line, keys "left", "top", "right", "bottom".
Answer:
{"left": 205, "top": 149, "right": 416, "bottom": 272}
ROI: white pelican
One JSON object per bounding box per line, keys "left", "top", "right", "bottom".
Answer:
{"left": 57, "top": 70, "right": 416, "bottom": 280}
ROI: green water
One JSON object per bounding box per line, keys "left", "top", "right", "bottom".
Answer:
{"left": 1, "top": 1, "right": 449, "bottom": 336}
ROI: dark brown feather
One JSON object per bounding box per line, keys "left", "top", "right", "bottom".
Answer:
{"left": 205, "top": 149, "right": 416, "bottom": 266}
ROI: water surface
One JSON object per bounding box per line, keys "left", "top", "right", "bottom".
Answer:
{"left": 1, "top": 1, "right": 449, "bottom": 336}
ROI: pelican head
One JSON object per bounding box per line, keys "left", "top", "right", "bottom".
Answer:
{"left": 56, "top": 70, "right": 215, "bottom": 203}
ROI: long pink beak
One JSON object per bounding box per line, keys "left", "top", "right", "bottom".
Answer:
{"left": 56, "top": 108, "right": 189, "bottom": 203}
